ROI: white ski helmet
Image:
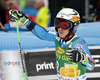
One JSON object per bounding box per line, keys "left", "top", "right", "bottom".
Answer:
{"left": 54, "top": 8, "right": 80, "bottom": 34}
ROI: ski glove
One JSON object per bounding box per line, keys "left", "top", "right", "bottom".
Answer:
{"left": 66, "top": 48, "right": 88, "bottom": 63}
{"left": 9, "top": 9, "right": 29, "bottom": 26}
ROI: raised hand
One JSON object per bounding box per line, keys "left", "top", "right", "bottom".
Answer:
{"left": 9, "top": 9, "right": 29, "bottom": 26}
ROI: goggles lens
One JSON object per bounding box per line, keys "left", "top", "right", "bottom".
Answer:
{"left": 55, "top": 19, "right": 72, "bottom": 30}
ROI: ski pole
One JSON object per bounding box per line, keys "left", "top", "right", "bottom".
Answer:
{"left": 15, "top": 20, "right": 28, "bottom": 80}
{"left": 73, "top": 63, "right": 77, "bottom": 80}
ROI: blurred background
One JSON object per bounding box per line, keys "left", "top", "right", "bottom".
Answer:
{"left": 18, "top": 0, "right": 100, "bottom": 27}
{"left": 16, "top": 0, "right": 100, "bottom": 27}
{"left": 0, "top": 0, "right": 100, "bottom": 28}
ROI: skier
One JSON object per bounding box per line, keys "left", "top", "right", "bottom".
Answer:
{"left": 9, "top": 8, "right": 95, "bottom": 80}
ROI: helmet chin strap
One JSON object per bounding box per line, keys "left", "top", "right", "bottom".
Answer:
{"left": 61, "top": 30, "right": 74, "bottom": 44}
{"left": 62, "top": 31, "right": 71, "bottom": 43}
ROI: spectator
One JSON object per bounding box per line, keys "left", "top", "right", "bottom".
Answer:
{"left": 35, "top": 0, "right": 50, "bottom": 28}
{"left": 0, "top": 0, "right": 18, "bottom": 29}
{"left": 22, "top": 0, "right": 39, "bottom": 22}
{"left": 22, "top": 0, "right": 50, "bottom": 28}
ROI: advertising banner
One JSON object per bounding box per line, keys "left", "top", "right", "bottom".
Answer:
{"left": 24, "top": 46, "right": 100, "bottom": 80}
{"left": 25, "top": 49, "right": 56, "bottom": 76}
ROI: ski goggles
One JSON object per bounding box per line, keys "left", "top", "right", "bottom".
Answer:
{"left": 55, "top": 18, "right": 73, "bottom": 30}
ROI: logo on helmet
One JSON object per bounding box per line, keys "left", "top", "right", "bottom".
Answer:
{"left": 69, "top": 16, "right": 80, "bottom": 23}
{"left": 69, "top": 10, "right": 78, "bottom": 15}
{"left": 59, "top": 13, "right": 70, "bottom": 17}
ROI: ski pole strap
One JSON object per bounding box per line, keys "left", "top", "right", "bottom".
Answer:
{"left": 27, "top": 20, "right": 36, "bottom": 31}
